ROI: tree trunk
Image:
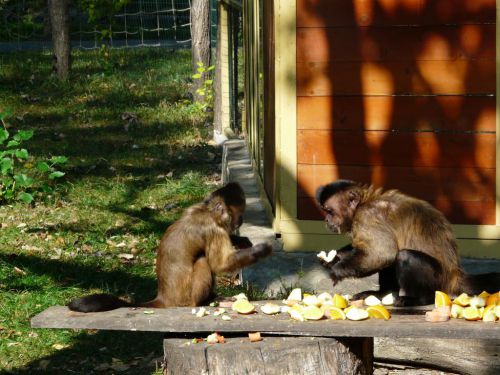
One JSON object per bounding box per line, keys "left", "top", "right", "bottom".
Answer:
{"left": 190, "top": 0, "right": 211, "bottom": 103}
{"left": 48, "top": 0, "right": 71, "bottom": 79}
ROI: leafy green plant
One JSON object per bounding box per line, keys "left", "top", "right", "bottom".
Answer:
{"left": 192, "top": 61, "right": 215, "bottom": 111}
{"left": 0, "top": 109, "right": 67, "bottom": 204}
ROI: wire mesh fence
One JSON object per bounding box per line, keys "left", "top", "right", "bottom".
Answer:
{"left": 0, "top": 0, "right": 216, "bottom": 51}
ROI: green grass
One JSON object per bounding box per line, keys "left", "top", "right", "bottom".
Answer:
{"left": 0, "top": 48, "right": 242, "bottom": 374}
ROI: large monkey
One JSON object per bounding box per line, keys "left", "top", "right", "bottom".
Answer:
{"left": 69, "top": 182, "right": 272, "bottom": 312}
{"left": 316, "top": 180, "right": 500, "bottom": 306}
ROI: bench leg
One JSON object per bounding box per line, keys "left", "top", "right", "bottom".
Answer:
{"left": 164, "top": 336, "right": 373, "bottom": 375}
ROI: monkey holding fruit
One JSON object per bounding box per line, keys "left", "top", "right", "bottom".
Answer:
{"left": 68, "top": 182, "right": 272, "bottom": 312}
{"left": 316, "top": 180, "right": 500, "bottom": 306}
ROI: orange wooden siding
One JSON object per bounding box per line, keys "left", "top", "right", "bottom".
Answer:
{"left": 296, "top": 0, "right": 496, "bottom": 225}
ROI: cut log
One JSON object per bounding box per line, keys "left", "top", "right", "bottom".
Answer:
{"left": 375, "top": 338, "right": 500, "bottom": 375}
{"left": 164, "top": 336, "right": 373, "bottom": 375}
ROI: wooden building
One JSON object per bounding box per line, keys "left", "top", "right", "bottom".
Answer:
{"left": 217, "top": 0, "right": 499, "bottom": 258}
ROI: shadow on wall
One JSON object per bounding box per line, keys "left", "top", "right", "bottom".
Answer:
{"left": 296, "top": 0, "right": 496, "bottom": 226}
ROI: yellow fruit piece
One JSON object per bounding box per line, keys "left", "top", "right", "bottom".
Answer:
{"left": 435, "top": 291, "right": 452, "bottom": 308}
{"left": 287, "top": 288, "right": 302, "bottom": 303}
{"left": 303, "top": 295, "right": 321, "bottom": 307}
{"left": 451, "top": 304, "right": 464, "bottom": 319}
{"left": 231, "top": 299, "right": 256, "bottom": 314}
{"left": 478, "top": 291, "right": 490, "bottom": 299}
{"left": 469, "top": 296, "right": 486, "bottom": 308}
{"left": 364, "top": 295, "right": 382, "bottom": 307}
{"left": 326, "top": 306, "right": 347, "bottom": 320}
{"left": 495, "top": 305, "right": 500, "bottom": 319}
{"left": 486, "top": 292, "right": 499, "bottom": 306}
{"left": 453, "top": 293, "right": 470, "bottom": 307}
{"left": 463, "top": 306, "right": 481, "bottom": 321}
{"left": 289, "top": 309, "right": 304, "bottom": 321}
{"left": 381, "top": 293, "right": 394, "bottom": 306}
{"left": 333, "top": 294, "right": 348, "bottom": 309}
{"left": 346, "top": 307, "right": 369, "bottom": 321}
{"left": 303, "top": 306, "right": 324, "bottom": 320}
{"left": 366, "top": 305, "right": 391, "bottom": 320}
{"left": 482, "top": 305, "right": 497, "bottom": 322}
{"left": 290, "top": 304, "right": 304, "bottom": 314}
{"left": 260, "top": 303, "right": 281, "bottom": 315}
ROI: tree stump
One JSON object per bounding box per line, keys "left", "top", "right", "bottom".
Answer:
{"left": 164, "top": 336, "right": 373, "bottom": 375}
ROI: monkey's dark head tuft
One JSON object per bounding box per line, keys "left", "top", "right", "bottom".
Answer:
{"left": 316, "top": 180, "right": 357, "bottom": 206}
{"left": 206, "top": 182, "right": 246, "bottom": 207}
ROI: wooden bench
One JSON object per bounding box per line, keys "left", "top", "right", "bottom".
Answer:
{"left": 32, "top": 302, "right": 500, "bottom": 375}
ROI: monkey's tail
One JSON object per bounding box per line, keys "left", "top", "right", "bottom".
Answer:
{"left": 67, "top": 293, "right": 165, "bottom": 312}
{"left": 67, "top": 293, "right": 135, "bottom": 312}
{"left": 457, "top": 272, "right": 500, "bottom": 295}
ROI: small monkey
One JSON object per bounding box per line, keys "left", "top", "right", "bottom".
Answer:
{"left": 69, "top": 182, "right": 272, "bottom": 312}
{"left": 316, "top": 180, "right": 500, "bottom": 306}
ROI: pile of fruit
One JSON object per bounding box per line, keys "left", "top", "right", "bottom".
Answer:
{"left": 428, "top": 290, "right": 500, "bottom": 322}
{"left": 231, "top": 288, "right": 392, "bottom": 322}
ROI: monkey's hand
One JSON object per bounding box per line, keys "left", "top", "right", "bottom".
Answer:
{"left": 230, "top": 235, "right": 253, "bottom": 249}
{"left": 250, "top": 242, "right": 272, "bottom": 260}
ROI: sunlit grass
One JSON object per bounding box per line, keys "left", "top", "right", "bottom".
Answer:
{"left": 0, "top": 48, "right": 231, "bottom": 374}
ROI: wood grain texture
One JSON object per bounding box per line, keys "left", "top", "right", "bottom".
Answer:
{"left": 297, "top": 0, "right": 496, "bottom": 27}
{"left": 297, "top": 196, "right": 496, "bottom": 225}
{"left": 297, "top": 60, "right": 495, "bottom": 96}
{"left": 31, "top": 305, "right": 500, "bottom": 339}
{"left": 296, "top": 165, "right": 496, "bottom": 200}
{"left": 375, "top": 338, "right": 500, "bottom": 375}
{"left": 297, "top": 25, "right": 495, "bottom": 63}
{"left": 164, "top": 336, "right": 372, "bottom": 375}
{"left": 297, "top": 96, "right": 496, "bottom": 132}
{"left": 297, "top": 130, "right": 496, "bottom": 168}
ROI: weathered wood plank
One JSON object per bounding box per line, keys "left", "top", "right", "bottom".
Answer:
{"left": 297, "top": 26, "right": 495, "bottom": 63}
{"left": 375, "top": 338, "right": 500, "bottom": 375}
{"left": 296, "top": 96, "right": 496, "bottom": 132}
{"left": 296, "top": 0, "right": 496, "bottom": 27}
{"left": 296, "top": 60, "right": 495, "bottom": 96}
{"left": 164, "top": 337, "right": 372, "bottom": 375}
{"left": 31, "top": 305, "right": 500, "bottom": 339}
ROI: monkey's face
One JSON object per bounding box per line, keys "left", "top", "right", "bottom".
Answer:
{"left": 229, "top": 204, "right": 245, "bottom": 232}
{"left": 321, "top": 194, "right": 356, "bottom": 234}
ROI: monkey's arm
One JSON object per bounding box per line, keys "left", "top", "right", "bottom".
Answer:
{"left": 230, "top": 235, "right": 253, "bottom": 249}
{"left": 208, "top": 231, "right": 271, "bottom": 273}
{"left": 328, "top": 227, "right": 398, "bottom": 285}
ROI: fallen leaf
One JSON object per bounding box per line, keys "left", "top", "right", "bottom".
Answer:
{"left": 118, "top": 253, "right": 134, "bottom": 260}
{"left": 52, "top": 343, "right": 69, "bottom": 350}
{"left": 13, "top": 267, "right": 27, "bottom": 276}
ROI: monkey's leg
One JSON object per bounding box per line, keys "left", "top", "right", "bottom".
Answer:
{"left": 190, "top": 257, "right": 214, "bottom": 306}
{"left": 394, "top": 249, "right": 442, "bottom": 307}
{"left": 352, "top": 265, "right": 399, "bottom": 301}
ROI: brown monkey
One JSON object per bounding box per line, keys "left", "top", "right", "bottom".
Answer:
{"left": 68, "top": 182, "right": 272, "bottom": 312}
{"left": 316, "top": 180, "right": 500, "bottom": 306}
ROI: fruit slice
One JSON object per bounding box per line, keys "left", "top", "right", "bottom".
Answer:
{"left": 435, "top": 291, "right": 452, "bottom": 308}
{"left": 451, "top": 304, "right": 464, "bottom": 319}
{"left": 325, "top": 306, "right": 347, "bottom": 320}
{"left": 364, "top": 295, "right": 381, "bottom": 307}
{"left": 482, "top": 305, "right": 497, "bottom": 322}
{"left": 346, "top": 307, "right": 369, "bottom": 321}
{"left": 303, "top": 306, "right": 325, "bottom": 320}
{"left": 317, "top": 292, "right": 333, "bottom": 305}
{"left": 286, "top": 288, "right": 302, "bottom": 304}
{"left": 381, "top": 293, "right": 394, "bottom": 306}
{"left": 425, "top": 310, "right": 450, "bottom": 322}
{"left": 303, "top": 294, "right": 321, "bottom": 307}
{"left": 495, "top": 305, "right": 500, "bottom": 319}
{"left": 233, "top": 293, "right": 248, "bottom": 301}
{"left": 260, "top": 303, "right": 281, "bottom": 315}
{"left": 366, "top": 305, "right": 391, "bottom": 320}
{"left": 469, "top": 296, "right": 486, "bottom": 308}
{"left": 463, "top": 306, "right": 481, "bottom": 321}
{"left": 453, "top": 293, "right": 470, "bottom": 307}
{"left": 478, "top": 291, "right": 490, "bottom": 299}
{"left": 248, "top": 332, "right": 262, "bottom": 342}
{"left": 333, "top": 294, "right": 348, "bottom": 309}
{"left": 486, "top": 292, "right": 499, "bottom": 306}
{"left": 289, "top": 309, "right": 305, "bottom": 321}
{"left": 232, "top": 299, "right": 256, "bottom": 314}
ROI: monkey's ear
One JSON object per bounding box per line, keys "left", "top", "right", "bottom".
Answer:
{"left": 347, "top": 190, "right": 360, "bottom": 208}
